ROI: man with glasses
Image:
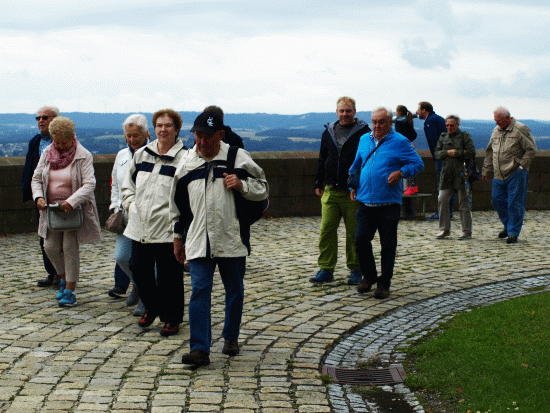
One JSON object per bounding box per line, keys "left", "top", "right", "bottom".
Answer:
{"left": 22, "top": 105, "right": 60, "bottom": 286}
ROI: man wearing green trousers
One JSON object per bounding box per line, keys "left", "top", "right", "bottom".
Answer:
{"left": 311, "top": 97, "right": 371, "bottom": 284}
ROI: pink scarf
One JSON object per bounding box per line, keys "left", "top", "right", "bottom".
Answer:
{"left": 48, "top": 138, "right": 78, "bottom": 170}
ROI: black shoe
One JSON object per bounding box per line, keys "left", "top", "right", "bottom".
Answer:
{"left": 108, "top": 285, "right": 126, "bottom": 298}
{"left": 222, "top": 339, "right": 240, "bottom": 356}
{"left": 181, "top": 350, "right": 210, "bottom": 366}
{"left": 357, "top": 278, "right": 373, "bottom": 294}
{"left": 373, "top": 287, "right": 390, "bottom": 299}
{"left": 498, "top": 229, "right": 508, "bottom": 239}
{"left": 37, "top": 276, "right": 54, "bottom": 287}
{"left": 507, "top": 235, "right": 518, "bottom": 244}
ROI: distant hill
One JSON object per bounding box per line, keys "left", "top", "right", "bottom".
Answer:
{"left": 1, "top": 112, "right": 549, "bottom": 155}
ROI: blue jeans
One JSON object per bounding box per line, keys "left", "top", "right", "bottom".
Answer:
{"left": 492, "top": 168, "right": 529, "bottom": 237}
{"left": 188, "top": 257, "right": 246, "bottom": 354}
{"left": 355, "top": 203, "right": 400, "bottom": 289}
{"left": 115, "top": 234, "right": 133, "bottom": 283}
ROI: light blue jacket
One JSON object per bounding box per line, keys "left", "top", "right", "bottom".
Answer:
{"left": 350, "top": 130, "right": 424, "bottom": 205}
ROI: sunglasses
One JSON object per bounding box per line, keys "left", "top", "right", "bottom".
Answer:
{"left": 35, "top": 116, "right": 52, "bottom": 121}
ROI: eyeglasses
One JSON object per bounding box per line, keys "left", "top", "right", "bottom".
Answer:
{"left": 35, "top": 116, "right": 52, "bottom": 121}
{"left": 155, "top": 123, "right": 174, "bottom": 129}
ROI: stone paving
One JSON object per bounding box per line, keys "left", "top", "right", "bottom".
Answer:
{"left": 1, "top": 210, "right": 549, "bottom": 413}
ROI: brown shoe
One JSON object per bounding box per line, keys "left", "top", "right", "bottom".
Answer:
{"left": 160, "top": 322, "right": 180, "bottom": 337}
{"left": 373, "top": 287, "right": 390, "bottom": 299}
{"left": 222, "top": 339, "right": 240, "bottom": 356}
{"left": 138, "top": 310, "right": 157, "bottom": 328}
{"left": 435, "top": 230, "right": 450, "bottom": 239}
{"left": 357, "top": 278, "right": 373, "bottom": 294}
{"left": 181, "top": 350, "right": 210, "bottom": 366}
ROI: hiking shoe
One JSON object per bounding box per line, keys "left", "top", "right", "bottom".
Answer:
{"left": 357, "top": 278, "right": 373, "bottom": 294}
{"left": 507, "top": 235, "right": 518, "bottom": 244}
{"left": 458, "top": 232, "right": 472, "bottom": 239}
{"left": 53, "top": 276, "right": 61, "bottom": 286}
{"left": 126, "top": 284, "right": 140, "bottom": 306}
{"left": 373, "top": 287, "right": 390, "bottom": 299}
{"left": 181, "top": 350, "right": 210, "bottom": 367}
{"left": 435, "top": 230, "right": 450, "bottom": 239}
{"left": 133, "top": 300, "right": 146, "bottom": 317}
{"left": 160, "top": 322, "right": 180, "bottom": 337}
{"left": 427, "top": 212, "right": 439, "bottom": 220}
{"left": 37, "top": 276, "right": 54, "bottom": 287}
{"left": 498, "top": 229, "right": 508, "bottom": 239}
{"left": 59, "top": 290, "right": 77, "bottom": 307}
{"left": 222, "top": 339, "right": 240, "bottom": 356}
{"left": 403, "top": 186, "right": 418, "bottom": 196}
{"left": 309, "top": 270, "right": 334, "bottom": 284}
{"left": 347, "top": 270, "right": 362, "bottom": 285}
{"left": 108, "top": 285, "right": 126, "bottom": 298}
{"left": 138, "top": 310, "right": 157, "bottom": 328}
{"left": 55, "top": 279, "right": 67, "bottom": 300}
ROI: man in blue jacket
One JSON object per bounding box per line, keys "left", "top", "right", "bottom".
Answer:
{"left": 21, "top": 105, "right": 59, "bottom": 287}
{"left": 351, "top": 107, "right": 424, "bottom": 299}
{"left": 311, "top": 97, "right": 371, "bottom": 285}
{"left": 417, "top": 101, "right": 451, "bottom": 220}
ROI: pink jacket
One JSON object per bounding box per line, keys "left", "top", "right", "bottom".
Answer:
{"left": 31, "top": 142, "right": 102, "bottom": 245}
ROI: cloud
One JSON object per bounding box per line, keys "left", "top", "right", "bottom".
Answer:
{"left": 400, "top": 38, "right": 453, "bottom": 69}
{"left": 454, "top": 69, "right": 550, "bottom": 100}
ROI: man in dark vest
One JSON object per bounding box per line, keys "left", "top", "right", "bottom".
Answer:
{"left": 22, "top": 105, "right": 60, "bottom": 286}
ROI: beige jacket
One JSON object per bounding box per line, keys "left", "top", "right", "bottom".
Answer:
{"left": 31, "top": 142, "right": 102, "bottom": 244}
{"left": 482, "top": 118, "right": 537, "bottom": 180}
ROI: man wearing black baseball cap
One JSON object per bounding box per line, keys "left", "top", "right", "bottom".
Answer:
{"left": 171, "top": 110, "right": 269, "bottom": 367}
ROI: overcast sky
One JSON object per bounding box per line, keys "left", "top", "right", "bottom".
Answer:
{"left": 1, "top": 0, "right": 549, "bottom": 120}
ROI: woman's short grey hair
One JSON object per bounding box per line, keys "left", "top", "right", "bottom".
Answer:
{"left": 123, "top": 114, "right": 149, "bottom": 134}
{"left": 372, "top": 107, "right": 393, "bottom": 121}
{"left": 38, "top": 105, "right": 60, "bottom": 117}
{"left": 445, "top": 115, "right": 461, "bottom": 124}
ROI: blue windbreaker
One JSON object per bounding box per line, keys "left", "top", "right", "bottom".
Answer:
{"left": 350, "top": 130, "right": 424, "bottom": 205}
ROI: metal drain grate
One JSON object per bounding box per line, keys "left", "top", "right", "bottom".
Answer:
{"left": 322, "top": 365, "right": 406, "bottom": 385}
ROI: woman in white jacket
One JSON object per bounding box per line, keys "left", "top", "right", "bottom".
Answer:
{"left": 122, "top": 109, "right": 187, "bottom": 337}
{"left": 108, "top": 114, "right": 149, "bottom": 314}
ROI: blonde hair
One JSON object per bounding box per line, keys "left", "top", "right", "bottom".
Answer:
{"left": 337, "top": 96, "right": 356, "bottom": 110}
{"left": 49, "top": 116, "right": 75, "bottom": 141}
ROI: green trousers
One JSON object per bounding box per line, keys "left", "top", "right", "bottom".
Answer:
{"left": 318, "top": 186, "right": 360, "bottom": 272}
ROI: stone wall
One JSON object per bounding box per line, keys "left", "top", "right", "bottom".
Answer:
{"left": 2, "top": 150, "right": 549, "bottom": 234}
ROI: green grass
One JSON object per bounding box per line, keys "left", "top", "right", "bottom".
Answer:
{"left": 404, "top": 292, "right": 550, "bottom": 412}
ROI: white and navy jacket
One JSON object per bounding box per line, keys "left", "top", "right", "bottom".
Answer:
{"left": 170, "top": 142, "right": 268, "bottom": 259}
{"left": 122, "top": 139, "right": 187, "bottom": 244}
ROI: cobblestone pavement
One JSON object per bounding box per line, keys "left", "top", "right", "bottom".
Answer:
{"left": 1, "top": 211, "right": 549, "bottom": 413}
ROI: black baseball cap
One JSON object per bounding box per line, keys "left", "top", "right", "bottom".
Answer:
{"left": 190, "top": 111, "right": 224, "bottom": 134}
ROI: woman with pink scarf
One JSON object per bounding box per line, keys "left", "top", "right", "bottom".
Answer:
{"left": 31, "top": 116, "right": 101, "bottom": 307}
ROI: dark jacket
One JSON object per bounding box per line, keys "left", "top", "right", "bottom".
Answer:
{"left": 423, "top": 111, "right": 446, "bottom": 156}
{"left": 314, "top": 119, "right": 371, "bottom": 190}
{"left": 223, "top": 126, "right": 244, "bottom": 149}
{"left": 434, "top": 129, "right": 476, "bottom": 190}
{"left": 394, "top": 116, "right": 417, "bottom": 142}
{"left": 21, "top": 134, "right": 44, "bottom": 202}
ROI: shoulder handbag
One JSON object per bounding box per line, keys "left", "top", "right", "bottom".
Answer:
{"left": 46, "top": 203, "right": 83, "bottom": 232}
{"left": 347, "top": 137, "right": 386, "bottom": 189}
{"left": 105, "top": 209, "right": 125, "bottom": 234}
{"left": 460, "top": 134, "right": 480, "bottom": 183}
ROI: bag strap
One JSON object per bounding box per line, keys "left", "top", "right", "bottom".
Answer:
{"left": 360, "top": 136, "right": 386, "bottom": 169}
{"left": 227, "top": 145, "right": 238, "bottom": 175}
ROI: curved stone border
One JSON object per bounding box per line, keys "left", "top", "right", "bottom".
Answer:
{"left": 324, "top": 275, "right": 550, "bottom": 413}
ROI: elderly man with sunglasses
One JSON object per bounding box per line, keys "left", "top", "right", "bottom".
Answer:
{"left": 22, "top": 105, "right": 60, "bottom": 287}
